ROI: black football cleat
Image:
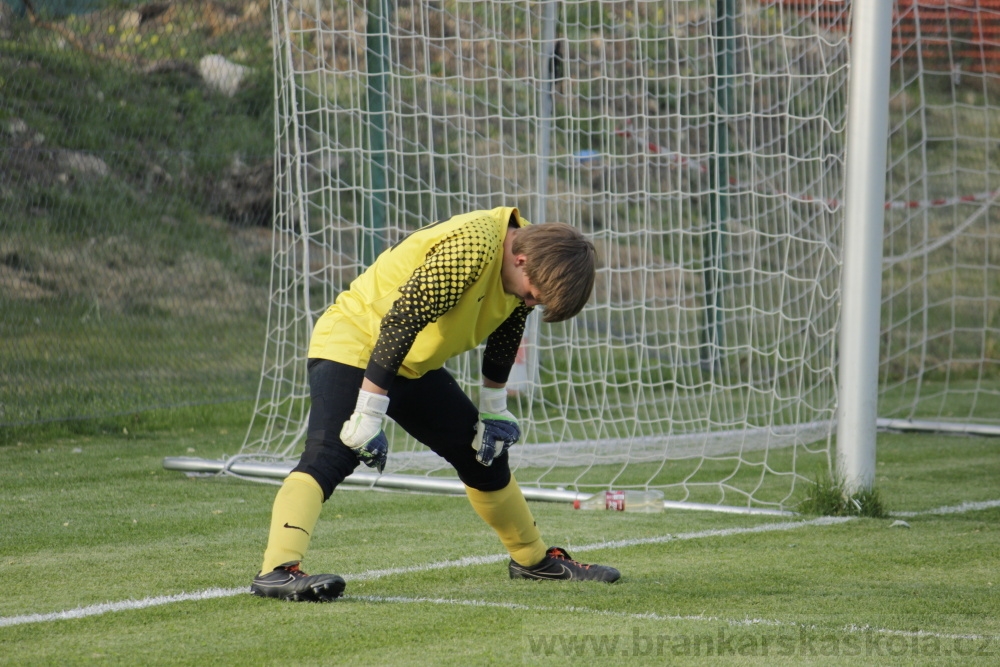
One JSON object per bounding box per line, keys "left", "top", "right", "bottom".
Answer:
{"left": 251, "top": 561, "right": 345, "bottom": 602}
{"left": 509, "top": 547, "right": 620, "bottom": 582}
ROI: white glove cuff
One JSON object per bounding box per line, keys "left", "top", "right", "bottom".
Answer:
{"left": 355, "top": 389, "right": 390, "bottom": 417}
{"left": 479, "top": 386, "right": 508, "bottom": 414}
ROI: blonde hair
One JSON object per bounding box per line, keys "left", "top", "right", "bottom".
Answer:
{"left": 513, "top": 222, "right": 596, "bottom": 322}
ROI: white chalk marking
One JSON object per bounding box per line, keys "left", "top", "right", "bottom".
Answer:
{"left": 349, "top": 595, "right": 996, "bottom": 642}
{"left": 890, "top": 498, "right": 1000, "bottom": 518}
{"left": 0, "top": 502, "right": 992, "bottom": 630}
{"left": 0, "top": 588, "right": 244, "bottom": 628}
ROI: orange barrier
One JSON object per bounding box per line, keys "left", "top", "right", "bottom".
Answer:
{"left": 771, "top": 0, "right": 1000, "bottom": 73}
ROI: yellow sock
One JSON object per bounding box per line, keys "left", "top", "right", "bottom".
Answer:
{"left": 260, "top": 472, "right": 325, "bottom": 573}
{"left": 465, "top": 477, "right": 546, "bottom": 567}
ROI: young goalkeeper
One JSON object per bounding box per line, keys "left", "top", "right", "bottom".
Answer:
{"left": 250, "top": 206, "right": 620, "bottom": 602}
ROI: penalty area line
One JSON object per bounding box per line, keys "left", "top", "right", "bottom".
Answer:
{"left": 0, "top": 588, "right": 245, "bottom": 628}
{"left": 0, "top": 517, "right": 842, "bottom": 628}
{"left": 3, "top": 500, "right": 996, "bottom": 629}
{"left": 890, "top": 498, "right": 1000, "bottom": 518}
{"left": 567, "top": 515, "right": 853, "bottom": 554}
{"left": 345, "top": 516, "right": 856, "bottom": 582}
{"left": 350, "top": 594, "right": 998, "bottom": 643}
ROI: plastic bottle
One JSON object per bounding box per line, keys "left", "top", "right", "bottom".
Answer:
{"left": 573, "top": 489, "right": 664, "bottom": 513}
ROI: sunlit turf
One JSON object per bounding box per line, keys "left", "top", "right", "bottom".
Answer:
{"left": 2, "top": 423, "right": 999, "bottom": 665}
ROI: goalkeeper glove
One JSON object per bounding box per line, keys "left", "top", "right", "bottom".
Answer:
{"left": 472, "top": 386, "right": 520, "bottom": 466}
{"left": 339, "top": 389, "right": 390, "bottom": 474}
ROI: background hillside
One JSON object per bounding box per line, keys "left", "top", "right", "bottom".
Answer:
{"left": 1, "top": 0, "right": 275, "bottom": 432}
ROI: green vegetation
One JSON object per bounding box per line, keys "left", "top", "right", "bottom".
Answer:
{"left": 798, "top": 471, "right": 888, "bottom": 518}
{"left": 2, "top": 6, "right": 999, "bottom": 661}
{"left": 1, "top": 4, "right": 274, "bottom": 426}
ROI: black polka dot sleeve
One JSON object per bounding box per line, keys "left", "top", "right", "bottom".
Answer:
{"left": 364, "top": 231, "right": 492, "bottom": 389}
{"left": 481, "top": 303, "right": 533, "bottom": 385}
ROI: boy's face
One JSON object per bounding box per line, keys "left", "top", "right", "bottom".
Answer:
{"left": 502, "top": 254, "right": 543, "bottom": 307}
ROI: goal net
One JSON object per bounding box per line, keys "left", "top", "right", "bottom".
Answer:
{"left": 879, "top": 0, "right": 1000, "bottom": 433}
{"left": 227, "top": 0, "right": 998, "bottom": 511}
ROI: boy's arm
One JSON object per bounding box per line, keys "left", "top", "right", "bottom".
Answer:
{"left": 341, "top": 231, "right": 488, "bottom": 472}
{"left": 481, "top": 303, "right": 533, "bottom": 385}
{"left": 472, "top": 304, "right": 533, "bottom": 466}
{"left": 365, "top": 233, "right": 489, "bottom": 390}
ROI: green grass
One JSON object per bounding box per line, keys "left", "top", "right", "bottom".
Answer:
{"left": 2, "top": 10, "right": 999, "bottom": 662}
{"left": 2, "top": 425, "right": 998, "bottom": 665}
{"left": 798, "top": 471, "right": 888, "bottom": 518}
{"left": 1, "top": 16, "right": 274, "bottom": 427}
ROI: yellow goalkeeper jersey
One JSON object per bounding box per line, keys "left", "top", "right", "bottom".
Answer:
{"left": 308, "top": 206, "right": 533, "bottom": 388}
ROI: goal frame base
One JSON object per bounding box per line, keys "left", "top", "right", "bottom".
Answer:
{"left": 161, "top": 456, "right": 795, "bottom": 516}
{"left": 876, "top": 418, "right": 1000, "bottom": 438}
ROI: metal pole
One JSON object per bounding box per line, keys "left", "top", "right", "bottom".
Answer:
{"left": 512, "top": 0, "right": 559, "bottom": 393}
{"left": 702, "top": 0, "right": 734, "bottom": 374}
{"left": 836, "top": 0, "right": 893, "bottom": 493}
{"left": 364, "top": 0, "right": 391, "bottom": 267}
{"left": 162, "top": 457, "right": 793, "bottom": 515}
{"left": 535, "top": 0, "right": 557, "bottom": 215}
{"left": 877, "top": 418, "right": 1000, "bottom": 438}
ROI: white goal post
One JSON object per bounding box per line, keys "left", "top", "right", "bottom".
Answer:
{"left": 164, "top": 0, "right": 1000, "bottom": 512}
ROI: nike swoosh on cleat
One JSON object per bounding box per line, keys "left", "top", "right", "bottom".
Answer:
{"left": 256, "top": 573, "right": 296, "bottom": 587}
{"left": 516, "top": 563, "right": 573, "bottom": 580}
{"left": 283, "top": 523, "right": 310, "bottom": 535}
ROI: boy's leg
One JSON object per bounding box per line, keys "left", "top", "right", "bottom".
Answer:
{"left": 253, "top": 360, "right": 363, "bottom": 601}
{"left": 463, "top": 477, "right": 547, "bottom": 567}
{"left": 389, "top": 368, "right": 621, "bottom": 582}
{"left": 387, "top": 369, "right": 546, "bottom": 567}
{"left": 259, "top": 471, "right": 326, "bottom": 574}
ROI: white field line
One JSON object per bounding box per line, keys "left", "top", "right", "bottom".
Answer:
{"left": 1, "top": 501, "right": 996, "bottom": 629}
{"left": 0, "top": 588, "right": 244, "bottom": 628}
{"left": 890, "top": 498, "right": 1000, "bottom": 518}
{"left": 0, "top": 517, "right": 847, "bottom": 628}
{"left": 348, "top": 595, "right": 996, "bottom": 642}
{"left": 347, "top": 516, "right": 852, "bottom": 582}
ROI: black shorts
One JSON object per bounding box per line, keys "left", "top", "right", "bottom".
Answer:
{"left": 293, "top": 359, "right": 512, "bottom": 499}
